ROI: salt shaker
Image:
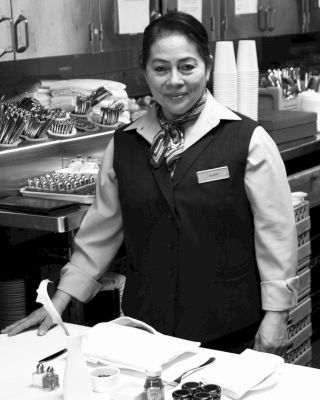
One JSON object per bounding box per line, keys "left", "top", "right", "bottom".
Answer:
{"left": 32, "top": 362, "right": 45, "bottom": 388}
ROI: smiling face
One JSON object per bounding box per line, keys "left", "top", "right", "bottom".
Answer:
{"left": 144, "top": 33, "right": 211, "bottom": 121}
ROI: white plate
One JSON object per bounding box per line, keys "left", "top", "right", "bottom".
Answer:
{"left": 0, "top": 139, "right": 22, "bottom": 148}
{"left": 20, "top": 134, "right": 48, "bottom": 142}
{"left": 70, "top": 112, "right": 90, "bottom": 119}
{"left": 47, "top": 127, "right": 77, "bottom": 138}
{"left": 89, "top": 116, "right": 120, "bottom": 129}
{"left": 249, "top": 370, "right": 280, "bottom": 392}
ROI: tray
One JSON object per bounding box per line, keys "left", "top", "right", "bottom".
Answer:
{"left": 47, "top": 127, "right": 77, "bottom": 138}
{"left": 20, "top": 188, "right": 95, "bottom": 204}
{"left": 20, "top": 134, "right": 49, "bottom": 142}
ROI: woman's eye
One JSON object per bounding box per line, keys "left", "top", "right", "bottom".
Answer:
{"left": 154, "top": 65, "right": 167, "bottom": 73}
{"left": 180, "top": 64, "right": 195, "bottom": 72}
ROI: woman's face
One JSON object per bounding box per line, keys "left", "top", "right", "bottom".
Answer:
{"left": 144, "top": 33, "right": 211, "bottom": 120}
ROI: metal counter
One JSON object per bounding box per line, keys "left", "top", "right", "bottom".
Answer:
{"left": 0, "top": 205, "right": 89, "bottom": 233}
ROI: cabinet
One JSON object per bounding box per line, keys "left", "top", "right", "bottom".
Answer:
{"left": 308, "top": 0, "right": 320, "bottom": 32}
{"left": 0, "top": 0, "right": 94, "bottom": 60}
{"left": 163, "top": 0, "right": 220, "bottom": 41}
{"left": 0, "top": 0, "right": 14, "bottom": 61}
{"left": 13, "top": 0, "right": 91, "bottom": 59}
{"left": 220, "top": 0, "right": 302, "bottom": 40}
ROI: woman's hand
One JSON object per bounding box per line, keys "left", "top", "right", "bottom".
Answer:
{"left": 253, "top": 310, "right": 289, "bottom": 356}
{"left": 0, "top": 289, "right": 72, "bottom": 336}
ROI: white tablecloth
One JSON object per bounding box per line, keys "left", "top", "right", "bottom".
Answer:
{"left": 0, "top": 323, "right": 319, "bottom": 400}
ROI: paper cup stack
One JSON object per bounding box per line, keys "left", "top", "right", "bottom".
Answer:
{"left": 213, "top": 41, "right": 238, "bottom": 111}
{"left": 237, "top": 40, "right": 259, "bottom": 121}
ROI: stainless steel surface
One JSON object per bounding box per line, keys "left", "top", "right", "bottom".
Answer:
{"left": 0, "top": 130, "right": 113, "bottom": 198}
{"left": 0, "top": 205, "right": 89, "bottom": 232}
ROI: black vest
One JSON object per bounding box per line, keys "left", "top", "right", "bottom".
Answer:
{"left": 113, "top": 115, "right": 262, "bottom": 342}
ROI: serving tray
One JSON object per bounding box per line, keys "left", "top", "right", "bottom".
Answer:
{"left": 20, "top": 188, "right": 95, "bottom": 204}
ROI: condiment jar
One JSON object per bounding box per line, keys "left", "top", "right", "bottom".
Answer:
{"left": 172, "top": 388, "right": 193, "bottom": 399}
{"left": 144, "top": 366, "right": 165, "bottom": 400}
{"left": 181, "top": 381, "right": 201, "bottom": 395}
{"left": 201, "top": 383, "right": 222, "bottom": 399}
{"left": 193, "top": 391, "right": 212, "bottom": 400}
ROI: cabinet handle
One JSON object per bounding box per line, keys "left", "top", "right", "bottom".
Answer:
{"left": 14, "top": 14, "right": 29, "bottom": 53}
{"left": 266, "top": 7, "right": 276, "bottom": 31}
{"left": 220, "top": 0, "right": 228, "bottom": 41}
{"left": 0, "top": 16, "right": 14, "bottom": 57}
{"left": 305, "top": 0, "right": 310, "bottom": 30}
{"left": 258, "top": 6, "right": 267, "bottom": 31}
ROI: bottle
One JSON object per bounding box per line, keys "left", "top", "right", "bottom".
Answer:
{"left": 144, "top": 366, "right": 165, "bottom": 400}
{"left": 32, "top": 362, "right": 45, "bottom": 388}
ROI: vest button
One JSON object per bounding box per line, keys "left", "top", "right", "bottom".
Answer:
{"left": 168, "top": 270, "right": 175, "bottom": 277}
{"left": 167, "top": 241, "right": 174, "bottom": 249}
{"left": 168, "top": 214, "right": 173, "bottom": 221}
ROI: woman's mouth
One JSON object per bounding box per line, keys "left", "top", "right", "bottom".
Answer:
{"left": 166, "top": 93, "right": 187, "bottom": 100}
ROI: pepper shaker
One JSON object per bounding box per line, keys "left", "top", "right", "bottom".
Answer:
{"left": 42, "top": 366, "right": 59, "bottom": 391}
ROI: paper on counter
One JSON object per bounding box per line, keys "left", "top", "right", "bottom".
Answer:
{"left": 36, "top": 279, "right": 70, "bottom": 336}
{"left": 201, "top": 349, "right": 284, "bottom": 399}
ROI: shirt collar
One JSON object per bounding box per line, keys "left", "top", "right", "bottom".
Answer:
{"left": 124, "top": 90, "right": 241, "bottom": 147}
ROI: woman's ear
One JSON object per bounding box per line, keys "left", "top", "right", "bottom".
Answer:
{"left": 206, "top": 54, "right": 213, "bottom": 81}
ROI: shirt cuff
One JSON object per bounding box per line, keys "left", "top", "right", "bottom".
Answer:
{"left": 261, "top": 277, "right": 299, "bottom": 310}
{"left": 58, "top": 263, "right": 102, "bottom": 303}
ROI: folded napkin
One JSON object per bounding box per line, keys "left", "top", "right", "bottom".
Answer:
{"left": 204, "top": 349, "right": 284, "bottom": 399}
{"left": 50, "top": 79, "right": 127, "bottom": 93}
{"left": 82, "top": 316, "right": 200, "bottom": 372}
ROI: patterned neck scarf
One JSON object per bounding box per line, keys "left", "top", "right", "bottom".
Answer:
{"left": 150, "top": 91, "right": 207, "bottom": 171}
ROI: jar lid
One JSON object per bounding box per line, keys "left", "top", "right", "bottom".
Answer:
{"left": 193, "top": 391, "right": 212, "bottom": 400}
{"left": 172, "top": 389, "right": 192, "bottom": 399}
{"left": 145, "top": 365, "right": 162, "bottom": 377}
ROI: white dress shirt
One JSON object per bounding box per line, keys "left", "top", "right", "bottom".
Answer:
{"left": 58, "top": 91, "right": 299, "bottom": 311}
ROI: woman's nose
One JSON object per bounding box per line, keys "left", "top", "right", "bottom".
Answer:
{"left": 167, "top": 69, "right": 184, "bottom": 85}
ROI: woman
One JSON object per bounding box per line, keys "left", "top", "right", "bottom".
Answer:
{"left": 2, "top": 12, "right": 298, "bottom": 355}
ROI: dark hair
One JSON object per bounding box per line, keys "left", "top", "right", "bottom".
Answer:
{"left": 140, "top": 11, "right": 211, "bottom": 70}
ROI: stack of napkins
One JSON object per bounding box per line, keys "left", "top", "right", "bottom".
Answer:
{"left": 204, "top": 349, "right": 284, "bottom": 399}
{"left": 82, "top": 316, "right": 200, "bottom": 372}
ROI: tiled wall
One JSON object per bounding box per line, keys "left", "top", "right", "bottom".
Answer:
{"left": 0, "top": 48, "right": 150, "bottom": 98}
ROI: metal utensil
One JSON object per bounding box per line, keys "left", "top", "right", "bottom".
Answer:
{"left": 38, "top": 348, "right": 67, "bottom": 363}
{"left": 163, "top": 357, "right": 216, "bottom": 388}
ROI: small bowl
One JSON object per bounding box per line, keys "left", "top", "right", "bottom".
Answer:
{"left": 91, "top": 366, "right": 120, "bottom": 393}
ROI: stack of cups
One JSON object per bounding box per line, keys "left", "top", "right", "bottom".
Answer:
{"left": 213, "top": 41, "right": 238, "bottom": 111}
{"left": 237, "top": 40, "right": 259, "bottom": 121}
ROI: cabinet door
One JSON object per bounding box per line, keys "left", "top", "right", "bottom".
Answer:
{"left": 12, "top": 0, "right": 91, "bottom": 59}
{"left": 164, "top": 0, "right": 220, "bottom": 42}
{"left": 221, "top": 0, "right": 267, "bottom": 40}
{"left": 0, "top": 0, "right": 14, "bottom": 61}
{"left": 308, "top": 0, "right": 320, "bottom": 32}
{"left": 265, "top": 0, "right": 301, "bottom": 36}
{"left": 91, "top": 0, "right": 143, "bottom": 54}
{"left": 221, "top": 0, "right": 302, "bottom": 40}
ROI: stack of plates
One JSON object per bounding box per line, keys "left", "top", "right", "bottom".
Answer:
{"left": 213, "top": 41, "right": 238, "bottom": 111}
{"left": 237, "top": 40, "right": 259, "bottom": 121}
{"left": 0, "top": 279, "right": 27, "bottom": 330}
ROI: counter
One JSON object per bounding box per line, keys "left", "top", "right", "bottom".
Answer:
{"left": 1, "top": 323, "right": 320, "bottom": 400}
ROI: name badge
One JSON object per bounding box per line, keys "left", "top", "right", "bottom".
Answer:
{"left": 196, "top": 166, "right": 230, "bottom": 184}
